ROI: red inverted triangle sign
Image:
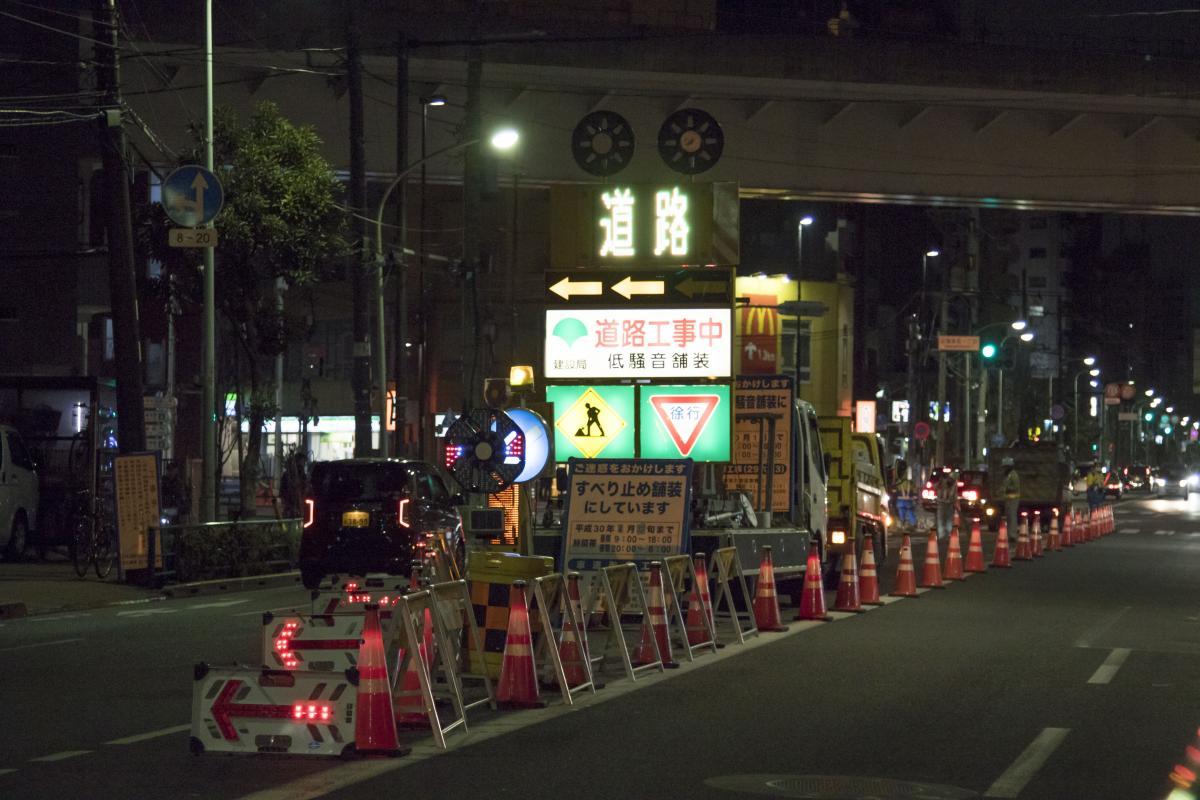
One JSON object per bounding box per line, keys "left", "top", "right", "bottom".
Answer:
{"left": 649, "top": 394, "right": 720, "bottom": 456}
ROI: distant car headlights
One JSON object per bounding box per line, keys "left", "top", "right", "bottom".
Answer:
{"left": 1155, "top": 478, "right": 1167, "bottom": 487}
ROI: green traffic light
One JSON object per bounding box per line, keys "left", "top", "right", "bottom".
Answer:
{"left": 1144, "top": 412, "right": 1154, "bottom": 422}
{"left": 981, "top": 343, "right": 997, "bottom": 359}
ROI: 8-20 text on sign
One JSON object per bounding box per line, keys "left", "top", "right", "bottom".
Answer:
{"left": 169, "top": 228, "right": 218, "bottom": 248}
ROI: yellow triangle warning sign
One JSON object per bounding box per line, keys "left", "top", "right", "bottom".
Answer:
{"left": 555, "top": 387, "right": 627, "bottom": 458}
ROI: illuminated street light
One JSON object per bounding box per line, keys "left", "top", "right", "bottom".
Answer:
{"left": 1083, "top": 356, "right": 1096, "bottom": 366}
{"left": 1011, "top": 319, "right": 1027, "bottom": 331}
{"left": 1019, "top": 331, "right": 1034, "bottom": 342}
{"left": 489, "top": 127, "right": 520, "bottom": 150}
{"left": 1089, "top": 368, "right": 1100, "bottom": 377}
{"left": 800, "top": 215, "right": 814, "bottom": 226}
{"left": 1145, "top": 388, "right": 1155, "bottom": 397}
{"left": 1089, "top": 379, "right": 1099, "bottom": 388}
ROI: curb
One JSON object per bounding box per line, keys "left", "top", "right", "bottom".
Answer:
{"left": 0, "top": 601, "right": 28, "bottom": 620}
{"left": 160, "top": 570, "right": 302, "bottom": 599}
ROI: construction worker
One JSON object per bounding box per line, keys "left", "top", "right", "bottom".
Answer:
{"left": 1003, "top": 459, "right": 1021, "bottom": 534}
{"left": 894, "top": 464, "right": 917, "bottom": 530}
{"left": 1085, "top": 464, "right": 1104, "bottom": 511}
{"left": 935, "top": 468, "right": 957, "bottom": 541}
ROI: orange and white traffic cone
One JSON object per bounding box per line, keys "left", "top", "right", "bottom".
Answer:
{"left": 633, "top": 562, "right": 679, "bottom": 668}
{"left": 1062, "top": 511, "right": 1074, "bottom": 547}
{"left": 859, "top": 537, "right": 883, "bottom": 605}
{"left": 795, "top": 541, "right": 831, "bottom": 621}
{"left": 890, "top": 534, "right": 919, "bottom": 597}
{"left": 692, "top": 553, "right": 722, "bottom": 648}
{"left": 1014, "top": 513, "right": 1032, "bottom": 560}
{"left": 920, "top": 529, "right": 945, "bottom": 589}
{"left": 496, "top": 581, "right": 546, "bottom": 709}
{"left": 1032, "top": 510, "right": 1044, "bottom": 557}
{"left": 1049, "top": 513, "right": 1061, "bottom": 551}
{"left": 557, "top": 572, "right": 590, "bottom": 689}
{"left": 1106, "top": 505, "right": 1114, "bottom": 535}
{"left": 943, "top": 526, "right": 965, "bottom": 581}
{"left": 992, "top": 520, "right": 1012, "bottom": 568}
{"left": 1085, "top": 509, "right": 1095, "bottom": 542}
{"left": 354, "top": 604, "right": 403, "bottom": 754}
{"left": 965, "top": 518, "right": 987, "bottom": 573}
{"left": 753, "top": 546, "right": 790, "bottom": 632}
{"left": 834, "top": 550, "right": 863, "bottom": 612}
{"left": 686, "top": 577, "right": 712, "bottom": 646}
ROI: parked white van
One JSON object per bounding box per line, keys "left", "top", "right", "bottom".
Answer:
{"left": 0, "top": 424, "right": 38, "bottom": 559}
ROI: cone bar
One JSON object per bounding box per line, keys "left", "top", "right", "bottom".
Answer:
{"left": 752, "top": 546, "right": 791, "bottom": 631}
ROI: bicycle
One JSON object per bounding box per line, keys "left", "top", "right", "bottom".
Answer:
{"left": 72, "top": 490, "right": 115, "bottom": 579}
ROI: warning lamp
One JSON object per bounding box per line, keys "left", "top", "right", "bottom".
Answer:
{"left": 508, "top": 365, "right": 535, "bottom": 390}
{"left": 831, "top": 529, "right": 847, "bottom": 545}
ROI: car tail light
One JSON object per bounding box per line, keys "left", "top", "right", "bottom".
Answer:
{"left": 397, "top": 498, "right": 410, "bottom": 528}
{"left": 303, "top": 498, "right": 315, "bottom": 529}
{"left": 962, "top": 490, "right": 978, "bottom": 502}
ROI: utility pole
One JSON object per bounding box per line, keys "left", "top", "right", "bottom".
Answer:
{"left": 905, "top": 312, "right": 920, "bottom": 479}
{"left": 200, "top": 0, "right": 216, "bottom": 521}
{"left": 934, "top": 278, "right": 950, "bottom": 466}
{"left": 392, "top": 34, "right": 410, "bottom": 456}
{"left": 976, "top": 364, "right": 988, "bottom": 464}
{"left": 345, "top": 0, "right": 372, "bottom": 456}
{"left": 963, "top": 353, "right": 971, "bottom": 469}
{"left": 461, "top": 33, "right": 482, "bottom": 408}
{"left": 94, "top": 0, "right": 146, "bottom": 455}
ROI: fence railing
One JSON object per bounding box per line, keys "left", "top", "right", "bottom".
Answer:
{"left": 153, "top": 518, "right": 302, "bottom": 584}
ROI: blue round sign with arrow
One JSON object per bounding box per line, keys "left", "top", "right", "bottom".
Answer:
{"left": 162, "top": 165, "right": 224, "bottom": 227}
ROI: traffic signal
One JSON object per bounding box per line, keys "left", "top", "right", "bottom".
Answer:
{"left": 1144, "top": 412, "right": 1154, "bottom": 422}
{"left": 981, "top": 342, "right": 997, "bottom": 359}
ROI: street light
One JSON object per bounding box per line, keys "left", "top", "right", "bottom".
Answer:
{"left": 796, "top": 214, "right": 813, "bottom": 276}
{"left": 1011, "top": 319, "right": 1028, "bottom": 331}
{"left": 1072, "top": 360, "right": 1100, "bottom": 456}
{"left": 1083, "top": 356, "right": 1096, "bottom": 366}
{"left": 1019, "top": 331, "right": 1034, "bottom": 342}
{"left": 373, "top": 125, "right": 519, "bottom": 456}
{"left": 1144, "top": 388, "right": 1155, "bottom": 397}
{"left": 995, "top": 331, "right": 1034, "bottom": 445}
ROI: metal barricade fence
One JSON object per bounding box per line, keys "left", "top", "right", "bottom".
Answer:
{"left": 151, "top": 518, "right": 302, "bottom": 584}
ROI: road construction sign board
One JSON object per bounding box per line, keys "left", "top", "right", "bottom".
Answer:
{"left": 545, "top": 267, "right": 733, "bottom": 306}
{"left": 547, "top": 385, "right": 635, "bottom": 459}
{"left": 545, "top": 307, "right": 732, "bottom": 380}
{"left": 113, "top": 452, "right": 163, "bottom": 571}
{"left": 723, "top": 375, "right": 793, "bottom": 513}
{"left": 562, "top": 458, "right": 693, "bottom": 581}
{"left": 639, "top": 384, "right": 731, "bottom": 461}
{"left": 937, "top": 335, "right": 980, "bottom": 352}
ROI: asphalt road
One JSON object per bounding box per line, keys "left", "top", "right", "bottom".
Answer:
{"left": 2, "top": 494, "right": 1199, "bottom": 799}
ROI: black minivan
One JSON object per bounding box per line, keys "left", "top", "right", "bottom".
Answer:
{"left": 298, "top": 459, "right": 464, "bottom": 590}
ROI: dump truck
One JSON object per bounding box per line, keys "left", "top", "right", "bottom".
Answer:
{"left": 818, "top": 416, "right": 888, "bottom": 584}
{"left": 986, "top": 442, "right": 1071, "bottom": 517}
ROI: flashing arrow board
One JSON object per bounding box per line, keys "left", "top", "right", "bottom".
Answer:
{"left": 639, "top": 384, "right": 731, "bottom": 461}
{"left": 545, "top": 307, "right": 732, "bottom": 380}
{"left": 547, "top": 385, "right": 635, "bottom": 459}
{"left": 937, "top": 335, "right": 980, "bottom": 352}
{"left": 545, "top": 267, "right": 733, "bottom": 306}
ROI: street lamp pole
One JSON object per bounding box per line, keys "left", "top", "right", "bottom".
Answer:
{"left": 1070, "top": 360, "right": 1098, "bottom": 457}
{"left": 201, "top": 0, "right": 217, "bottom": 522}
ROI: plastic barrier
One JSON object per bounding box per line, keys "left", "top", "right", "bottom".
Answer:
{"left": 664, "top": 554, "right": 718, "bottom": 660}
{"left": 585, "top": 562, "right": 664, "bottom": 681}
{"left": 311, "top": 575, "right": 409, "bottom": 615}
{"left": 529, "top": 573, "right": 597, "bottom": 703}
{"left": 708, "top": 546, "right": 760, "bottom": 644}
{"left": 190, "top": 664, "right": 356, "bottom": 757}
{"left": 466, "top": 552, "right": 555, "bottom": 678}
{"left": 392, "top": 581, "right": 496, "bottom": 749}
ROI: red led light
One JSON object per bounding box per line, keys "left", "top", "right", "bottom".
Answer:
{"left": 274, "top": 621, "right": 301, "bottom": 668}
{"left": 345, "top": 582, "right": 359, "bottom": 593}
{"left": 1175, "top": 765, "right": 1197, "bottom": 783}
{"left": 292, "top": 703, "right": 333, "bottom": 722}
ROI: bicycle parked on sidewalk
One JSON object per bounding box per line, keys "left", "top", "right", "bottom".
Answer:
{"left": 72, "top": 489, "right": 115, "bottom": 579}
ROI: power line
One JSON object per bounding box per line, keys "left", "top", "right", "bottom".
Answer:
{"left": 0, "top": 8, "right": 114, "bottom": 48}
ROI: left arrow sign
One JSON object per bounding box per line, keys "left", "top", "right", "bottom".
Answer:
{"left": 549, "top": 276, "right": 603, "bottom": 300}
{"left": 211, "top": 679, "right": 295, "bottom": 740}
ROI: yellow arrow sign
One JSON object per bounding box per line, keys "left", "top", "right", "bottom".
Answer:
{"left": 549, "top": 276, "right": 603, "bottom": 300}
{"left": 675, "top": 276, "right": 727, "bottom": 299}
{"left": 611, "top": 275, "right": 665, "bottom": 299}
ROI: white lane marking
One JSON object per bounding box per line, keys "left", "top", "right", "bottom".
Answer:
{"left": 25, "top": 613, "right": 91, "bottom": 622}
{"left": 1154, "top": 529, "right": 1174, "bottom": 536}
{"left": 984, "top": 727, "right": 1071, "bottom": 798}
{"left": 0, "top": 638, "right": 82, "bottom": 653}
{"left": 234, "top": 604, "right": 310, "bottom": 618}
{"left": 188, "top": 599, "right": 249, "bottom": 610}
{"left": 116, "top": 608, "right": 180, "bottom": 618}
{"left": 1087, "top": 647, "right": 1131, "bottom": 685}
{"left": 1119, "top": 528, "right": 1139, "bottom": 535}
{"left": 0, "top": 768, "right": 15, "bottom": 777}
{"left": 105, "top": 724, "right": 191, "bottom": 745}
{"left": 1074, "top": 606, "right": 1131, "bottom": 649}
{"left": 29, "top": 750, "right": 92, "bottom": 763}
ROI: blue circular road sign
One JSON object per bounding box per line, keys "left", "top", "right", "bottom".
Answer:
{"left": 162, "top": 165, "right": 224, "bottom": 227}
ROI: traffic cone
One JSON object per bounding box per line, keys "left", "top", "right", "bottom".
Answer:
{"left": 633, "top": 562, "right": 679, "bottom": 668}
{"left": 859, "top": 537, "right": 883, "bottom": 605}
{"left": 943, "top": 526, "right": 965, "bottom": 581}
{"left": 1014, "top": 513, "right": 1032, "bottom": 560}
{"left": 1106, "top": 505, "right": 1114, "bottom": 535}
{"left": 992, "top": 520, "right": 1012, "bottom": 568}
{"left": 752, "top": 546, "right": 790, "bottom": 631}
{"left": 1085, "top": 510, "right": 1095, "bottom": 542}
{"left": 686, "top": 575, "right": 712, "bottom": 646}
{"left": 557, "top": 572, "right": 590, "bottom": 688}
{"left": 1032, "top": 511, "right": 1044, "bottom": 557}
{"left": 965, "top": 518, "right": 987, "bottom": 573}
{"left": 1049, "top": 513, "right": 1061, "bottom": 551}
{"left": 354, "top": 604, "right": 403, "bottom": 754}
{"left": 795, "top": 541, "right": 832, "bottom": 621}
{"left": 833, "top": 550, "right": 863, "bottom": 612}
{"left": 890, "top": 534, "right": 919, "bottom": 597}
{"left": 920, "top": 529, "right": 945, "bottom": 589}
{"left": 692, "top": 553, "right": 722, "bottom": 648}
{"left": 1063, "top": 511, "right": 1074, "bottom": 547}
{"left": 496, "top": 581, "right": 546, "bottom": 709}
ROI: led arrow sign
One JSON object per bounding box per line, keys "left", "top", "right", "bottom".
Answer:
{"left": 544, "top": 267, "right": 732, "bottom": 306}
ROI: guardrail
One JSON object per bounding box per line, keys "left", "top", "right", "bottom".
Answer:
{"left": 151, "top": 518, "right": 302, "bottom": 585}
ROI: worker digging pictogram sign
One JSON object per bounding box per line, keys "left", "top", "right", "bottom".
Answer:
{"left": 547, "top": 385, "right": 635, "bottom": 459}
{"left": 640, "top": 385, "right": 731, "bottom": 461}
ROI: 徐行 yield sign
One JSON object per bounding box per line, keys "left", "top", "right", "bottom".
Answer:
{"left": 648, "top": 394, "right": 720, "bottom": 457}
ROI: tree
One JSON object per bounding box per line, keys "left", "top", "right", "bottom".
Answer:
{"left": 146, "top": 102, "right": 347, "bottom": 516}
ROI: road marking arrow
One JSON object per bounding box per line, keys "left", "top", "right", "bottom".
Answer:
{"left": 612, "top": 275, "right": 665, "bottom": 299}
{"left": 675, "top": 276, "right": 727, "bottom": 298}
{"left": 549, "top": 276, "right": 603, "bottom": 300}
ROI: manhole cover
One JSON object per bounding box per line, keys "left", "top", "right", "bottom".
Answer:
{"left": 705, "top": 774, "right": 978, "bottom": 800}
